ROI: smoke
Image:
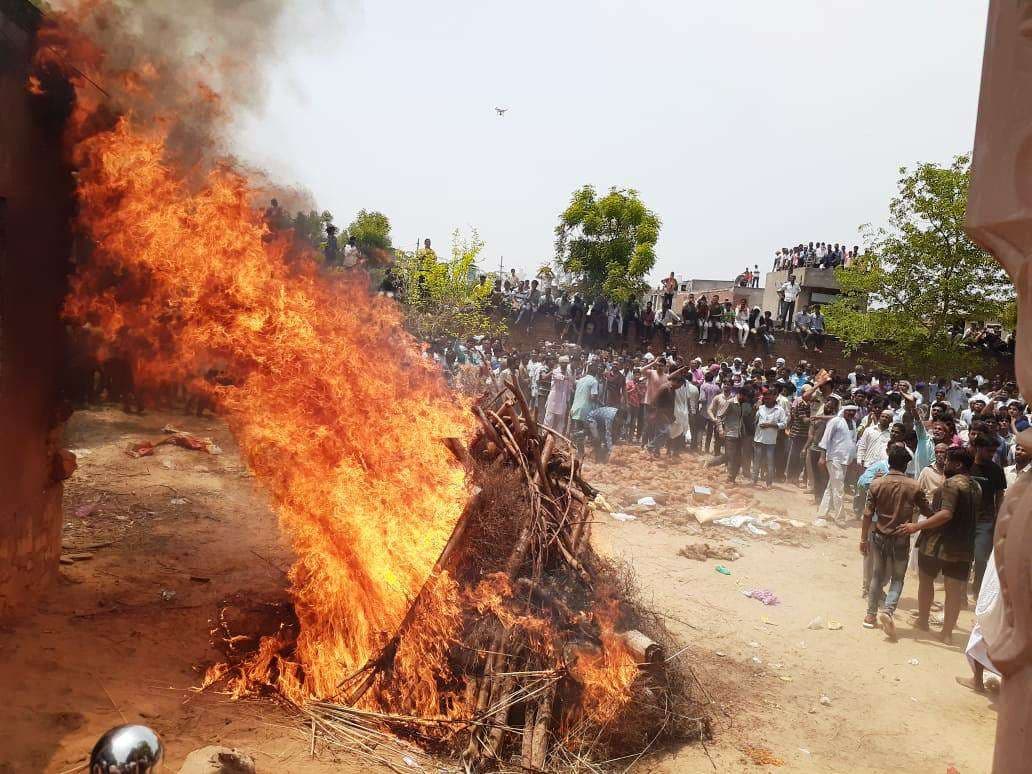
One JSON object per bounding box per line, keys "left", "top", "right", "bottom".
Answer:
{"left": 46, "top": 0, "right": 339, "bottom": 191}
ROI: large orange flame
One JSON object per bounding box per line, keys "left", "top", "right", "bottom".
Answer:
{"left": 38, "top": 6, "right": 470, "bottom": 705}
{"left": 34, "top": 4, "right": 648, "bottom": 742}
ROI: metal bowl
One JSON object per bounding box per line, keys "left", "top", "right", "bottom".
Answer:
{"left": 89, "top": 724, "right": 164, "bottom": 773}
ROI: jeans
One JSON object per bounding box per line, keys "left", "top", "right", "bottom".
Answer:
{"left": 780, "top": 299, "right": 795, "bottom": 329}
{"left": 588, "top": 407, "right": 617, "bottom": 461}
{"left": 973, "top": 520, "right": 995, "bottom": 595}
{"left": 753, "top": 442, "right": 776, "bottom": 486}
{"left": 647, "top": 421, "right": 673, "bottom": 455}
{"left": 867, "top": 531, "right": 911, "bottom": 615}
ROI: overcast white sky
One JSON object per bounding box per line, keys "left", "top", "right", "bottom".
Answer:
{"left": 233, "top": 0, "right": 989, "bottom": 284}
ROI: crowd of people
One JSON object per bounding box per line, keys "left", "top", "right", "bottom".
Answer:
{"left": 489, "top": 278, "right": 800, "bottom": 356}
{"left": 433, "top": 337, "right": 1021, "bottom": 689}
{"left": 773, "top": 242, "right": 860, "bottom": 271}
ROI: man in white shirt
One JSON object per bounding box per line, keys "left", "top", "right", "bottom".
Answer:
{"left": 856, "top": 410, "right": 894, "bottom": 471}
{"left": 778, "top": 275, "right": 801, "bottom": 330}
{"left": 962, "top": 395, "right": 989, "bottom": 427}
{"left": 753, "top": 389, "right": 788, "bottom": 488}
{"left": 543, "top": 356, "right": 575, "bottom": 432}
{"left": 342, "top": 236, "right": 360, "bottom": 267}
{"left": 1005, "top": 442, "right": 1029, "bottom": 485}
{"left": 818, "top": 404, "right": 859, "bottom": 526}
{"left": 848, "top": 364, "right": 866, "bottom": 390}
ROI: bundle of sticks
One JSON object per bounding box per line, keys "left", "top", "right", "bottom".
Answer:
{"left": 307, "top": 381, "right": 707, "bottom": 772}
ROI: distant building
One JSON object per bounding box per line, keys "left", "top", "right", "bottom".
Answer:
{"left": 761, "top": 266, "right": 841, "bottom": 316}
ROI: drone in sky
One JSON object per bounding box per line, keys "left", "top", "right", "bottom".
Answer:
{"left": 495, "top": 107, "right": 508, "bottom": 116}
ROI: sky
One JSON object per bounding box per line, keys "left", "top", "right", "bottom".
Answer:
{"left": 233, "top": 0, "right": 990, "bottom": 285}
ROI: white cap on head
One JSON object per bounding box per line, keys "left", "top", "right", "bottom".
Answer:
{"left": 842, "top": 404, "right": 859, "bottom": 411}
{"left": 776, "top": 357, "right": 786, "bottom": 365}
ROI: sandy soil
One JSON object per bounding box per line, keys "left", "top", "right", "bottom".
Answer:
{"left": 585, "top": 446, "right": 997, "bottom": 773}
{"left": 0, "top": 410, "right": 996, "bottom": 772}
{"left": 0, "top": 408, "right": 360, "bottom": 773}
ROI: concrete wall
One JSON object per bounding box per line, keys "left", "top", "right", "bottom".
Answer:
{"left": 762, "top": 267, "right": 842, "bottom": 317}
{"left": 0, "top": 1, "right": 74, "bottom": 617}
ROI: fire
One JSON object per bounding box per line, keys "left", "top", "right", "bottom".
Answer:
{"left": 30, "top": 7, "right": 682, "bottom": 763}
{"left": 36, "top": 3, "right": 470, "bottom": 705}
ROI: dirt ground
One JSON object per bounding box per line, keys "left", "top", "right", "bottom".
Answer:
{"left": 0, "top": 409, "right": 361, "bottom": 773}
{"left": 0, "top": 409, "right": 997, "bottom": 772}
{"left": 585, "top": 446, "right": 997, "bottom": 773}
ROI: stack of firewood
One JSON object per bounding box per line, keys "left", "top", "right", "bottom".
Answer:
{"left": 305, "top": 381, "right": 707, "bottom": 772}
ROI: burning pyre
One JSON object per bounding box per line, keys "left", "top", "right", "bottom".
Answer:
{"left": 30, "top": 2, "right": 708, "bottom": 770}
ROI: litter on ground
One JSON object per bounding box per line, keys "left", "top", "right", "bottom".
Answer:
{"left": 743, "top": 588, "right": 781, "bottom": 606}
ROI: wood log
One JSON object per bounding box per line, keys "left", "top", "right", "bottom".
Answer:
{"left": 485, "top": 675, "right": 514, "bottom": 759}
{"left": 536, "top": 435, "right": 555, "bottom": 497}
{"left": 529, "top": 683, "right": 556, "bottom": 770}
{"left": 473, "top": 406, "right": 504, "bottom": 450}
{"left": 556, "top": 536, "right": 592, "bottom": 586}
{"left": 570, "top": 502, "right": 590, "bottom": 554}
{"left": 464, "top": 634, "right": 506, "bottom": 762}
{"left": 504, "top": 379, "right": 539, "bottom": 440}
{"left": 488, "top": 409, "right": 534, "bottom": 483}
{"left": 520, "top": 702, "right": 537, "bottom": 769}
{"left": 442, "top": 436, "right": 472, "bottom": 467}
{"left": 501, "top": 401, "right": 526, "bottom": 446}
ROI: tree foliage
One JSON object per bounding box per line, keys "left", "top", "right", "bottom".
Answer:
{"left": 554, "top": 185, "right": 661, "bottom": 303}
{"left": 824, "top": 154, "right": 1014, "bottom": 375}
{"left": 347, "top": 209, "right": 392, "bottom": 251}
{"left": 291, "top": 209, "right": 335, "bottom": 252}
{"left": 396, "top": 229, "right": 503, "bottom": 342}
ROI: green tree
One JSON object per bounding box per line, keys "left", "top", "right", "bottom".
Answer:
{"left": 824, "top": 154, "right": 1014, "bottom": 375}
{"left": 396, "top": 229, "right": 503, "bottom": 342}
{"left": 346, "top": 209, "right": 392, "bottom": 251}
{"left": 291, "top": 209, "right": 335, "bottom": 253}
{"left": 554, "top": 185, "right": 661, "bottom": 304}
